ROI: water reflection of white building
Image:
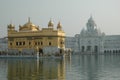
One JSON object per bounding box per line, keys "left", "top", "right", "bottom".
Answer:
{"left": 65, "top": 16, "right": 120, "bottom": 54}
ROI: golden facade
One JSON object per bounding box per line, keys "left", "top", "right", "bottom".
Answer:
{"left": 7, "top": 18, "right": 65, "bottom": 54}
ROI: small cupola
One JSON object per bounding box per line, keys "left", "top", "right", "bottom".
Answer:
{"left": 48, "top": 19, "right": 54, "bottom": 28}
{"left": 7, "top": 23, "right": 15, "bottom": 30}
{"left": 57, "top": 21, "right": 62, "bottom": 30}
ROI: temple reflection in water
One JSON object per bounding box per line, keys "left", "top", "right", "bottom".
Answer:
{"left": 7, "top": 59, "right": 65, "bottom": 80}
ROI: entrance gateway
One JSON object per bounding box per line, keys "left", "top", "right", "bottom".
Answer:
{"left": 81, "top": 46, "right": 98, "bottom": 53}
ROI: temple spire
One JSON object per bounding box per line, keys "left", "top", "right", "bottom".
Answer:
{"left": 89, "top": 14, "right": 93, "bottom": 21}
{"left": 90, "top": 14, "right": 92, "bottom": 18}
{"left": 28, "top": 17, "right": 31, "bottom": 23}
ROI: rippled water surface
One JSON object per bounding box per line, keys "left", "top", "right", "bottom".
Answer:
{"left": 0, "top": 55, "right": 120, "bottom": 80}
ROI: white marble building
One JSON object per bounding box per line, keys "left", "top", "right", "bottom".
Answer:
{"left": 103, "top": 35, "right": 120, "bottom": 54}
{"left": 66, "top": 16, "right": 120, "bottom": 54}
{"left": 78, "top": 16, "right": 105, "bottom": 54}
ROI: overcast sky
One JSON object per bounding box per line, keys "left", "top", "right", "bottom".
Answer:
{"left": 0, "top": 0, "right": 120, "bottom": 37}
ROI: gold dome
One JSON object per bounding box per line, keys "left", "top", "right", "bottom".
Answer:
{"left": 48, "top": 19, "right": 54, "bottom": 27}
{"left": 19, "top": 18, "right": 39, "bottom": 31}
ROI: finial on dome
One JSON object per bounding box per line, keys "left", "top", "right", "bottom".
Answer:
{"left": 8, "top": 20, "right": 15, "bottom": 28}
{"left": 90, "top": 14, "right": 92, "bottom": 17}
{"left": 57, "top": 21, "right": 62, "bottom": 30}
{"left": 89, "top": 14, "right": 93, "bottom": 20}
{"left": 28, "top": 17, "right": 31, "bottom": 23}
{"left": 10, "top": 20, "right": 12, "bottom": 24}
{"left": 48, "top": 18, "right": 54, "bottom": 28}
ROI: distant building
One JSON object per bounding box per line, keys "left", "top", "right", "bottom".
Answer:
{"left": 0, "top": 37, "right": 8, "bottom": 53}
{"left": 7, "top": 18, "right": 65, "bottom": 55}
{"left": 65, "top": 37, "right": 75, "bottom": 51}
{"left": 103, "top": 35, "right": 120, "bottom": 53}
{"left": 65, "top": 35, "right": 79, "bottom": 53}
{"left": 73, "top": 16, "right": 120, "bottom": 54}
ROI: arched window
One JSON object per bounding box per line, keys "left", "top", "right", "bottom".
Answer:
{"left": 49, "top": 42, "right": 51, "bottom": 46}
{"left": 19, "top": 42, "right": 22, "bottom": 45}
{"left": 29, "top": 42, "right": 31, "bottom": 45}
{"left": 16, "top": 42, "right": 19, "bottom": 46}
{"left": 23, "top": 41, "right": 25, "bottom": 45}
{"left": 104, "top": 50, "right": 106, "bottom": 53}
{"left": 10, "top": 42, "right": 12, "bottom": 46}
{"left": 41, "top": 42, "right": 43, "bottom": 45}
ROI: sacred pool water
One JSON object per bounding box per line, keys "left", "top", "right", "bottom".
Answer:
{"left": 0, "top": 54, "right": 120, "bottom": 80}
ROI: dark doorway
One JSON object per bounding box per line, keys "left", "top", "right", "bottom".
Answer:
{"left": 81, "top": 46, "right": 85, "bottom": 52}
{"left": 87, "top": 46, "right": 91, "bottom": 51}
{"left": 39, "top": 48, "right": 43, "bottom": 55}
{"left": 94, "top": 46, "right": 98, "bottom": 53}
{"left": 60, "top": 49, "right": 63, "bottom": 54}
